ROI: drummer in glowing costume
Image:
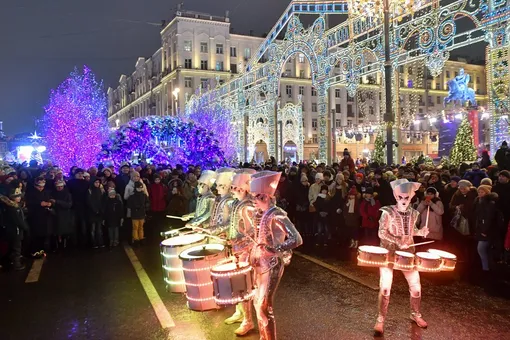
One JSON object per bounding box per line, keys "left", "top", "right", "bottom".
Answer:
{"left": 250, "top": 171, "right": 303, "bottom": 340}
{"left": 184, "top": 170, "right": 217, "bottom": 228}
{"left": 374, "top": 179, "right": 429, "bottom": 334}
{"left": 208, "top": 168, "right": 236, "bottom": 234}
{"left": 223, "top": 169, "right": 257, "bottom": 335}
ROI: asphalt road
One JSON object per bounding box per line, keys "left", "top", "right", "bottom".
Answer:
{"left": 1, "top": 226, "right": 510, "bottom": 340}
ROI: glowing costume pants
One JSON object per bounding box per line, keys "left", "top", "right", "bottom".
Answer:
{"left": 377, "top": 267, "right": 422, "bottom": 321}
{"left": 253, "top": 258, "right": 284, "bottom": 340}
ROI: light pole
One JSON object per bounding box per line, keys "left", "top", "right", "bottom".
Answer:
{"left": 172, "top": 88, "right": 180, "bottom": 115}
{"left": 347, "top": 0, "right": 417, "bottom": 165}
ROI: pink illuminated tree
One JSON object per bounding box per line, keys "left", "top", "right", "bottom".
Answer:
{"left": 43, "top": 66, "right": 108, "bottom": 173}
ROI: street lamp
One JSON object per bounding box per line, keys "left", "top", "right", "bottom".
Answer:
{"left": 172, "top": 88, "right": 180, "bottom": 115}
{"left": 347, "top": 0, "right": 421, "bottom": 165}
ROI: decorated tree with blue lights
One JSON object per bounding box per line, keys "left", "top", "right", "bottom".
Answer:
{"left": 43, "top": 66, "right": 108, "bottom": 172}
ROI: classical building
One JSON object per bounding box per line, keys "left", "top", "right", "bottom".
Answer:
{"left": 108, "top": 7, "right": 489, "bottom": 162}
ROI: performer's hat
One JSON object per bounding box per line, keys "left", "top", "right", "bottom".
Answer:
{"left": 198, "top": 170, "right": 217, "bottom": 186}
{"left": 250, "top": 171, "right": 281, "bottom": 197}
{"left": 390, "top": 179, "right": 421, "bottom": 196}
{"left": 215, "top": 167, "right": 236, "bottom": 186}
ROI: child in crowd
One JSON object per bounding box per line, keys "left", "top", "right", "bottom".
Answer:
{"left": 314, "top": 184, "right": 331, "bottom": 246}
{"left": 359, "top": 187, "right": 381, "bottom": 245}
{"left": 343, "top": 186, "right": 361, "bottom": 248}
{"left": 127, "top": 182, "right": 150, "bottom": 246}
{"left": 103, "top": 189, "right": 124, "bottom": 247}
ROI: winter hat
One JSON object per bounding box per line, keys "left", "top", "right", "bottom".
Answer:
{"left": 134, "top": 181, "right": 143, "bottom": 189}
{"left": 426, "top": 187, "right": 438, "bottom": 196}
{"left": 35, "top": 178, "right": 45, "bottom": 187}
{"left": 130, "top": 171, "right": 140, "bottom": 180}
{"left": 75, "top": 168, "right": 85, "bottom": 174}
{"left": 108, "top": 188, "right": 117, "bottom": 196}
{"left": 355, "top": 173, "right": 364, "bottom": 179}
{"left": 154, "top": 174, "right": 161, "bottom": 180}
{"left": 9, "top": 187, "right": 22, "bottom": 198}
{"left": 320, "top": 184, "right": 329, "bottom": 192}
{"left": 502, "top": 141, "right": 508, "bottom": 147}
{"left": 458, "top": 180, "right": 472, "bottom": 188}
{"left": 348, "top": 186, "right": 358, "bottom": 196}
{"left": 55, "top": 180, "right": 65, "bottom": 187}
{"left": 499, "top": 170, "right": 510, "bottom": 179}
{"left": 365, "top": 187, "right": 374, "bottom": 195}
{"left": 343, "top": 148, "right": 350, "bottom": 156}
{"left": 451, "top": 176, "right": 461, "bottom": 183}
{"left": 315, "top": 173, "right": 324, "bottom": 181}
{"left": 480, "top": 178, "right": 493, "bottom": 186}
{"left": 103, "top": 168, "right": 112, "bottom": 174}
{"left": 83, "top": 172, "right": 90, "bottom": 178}
{"left": 477, "top": 185, "right": 492, "bottom": 195}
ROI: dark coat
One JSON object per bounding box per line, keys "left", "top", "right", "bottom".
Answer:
{"left": 127, "top": 191, "right": 150, "bottom": 220}
{"left": 373, "top": 178, "right": 395, "bottom": 207}
{"left": 492, "top": 182, "right": 510, "bottom": 224}
{"left": 51, "top": 188, "right": 74, "bottom": 235}
{"left": 167, "top": 194, "right": 187, "bottom": 217}
{"left": 450, "top": 187, "right": 478, "bottom": 234}
{"left": 0, "top": 195, "right": 29, "bottom": 241}
{"left": 149, "top": 183, "right": 168, "bottom": 212}
{"left": 67, "top": 178, "right": 89, "bottom": 212}
{"left": 87, "top": 185, "right": 104, "bottom": 223}
{"left": 25, "top": 188, "right": 53, "bottom": 237}
{"left": 115, "top": 174, "right": 131, "bottom": 199}
{"left": 463, "top": 169, "right": 487, "bottom": 188}
{"left": 343, "top": 197, "right": 361, "bottom": 228}
{"left": 103, "top": 195, "right": 124, "bottom": 228}
{"left": 495, "top": 147, "right": 510, "bottom": 170}
{"left": 474, "top": 194, "right": 498, "bottom": 241}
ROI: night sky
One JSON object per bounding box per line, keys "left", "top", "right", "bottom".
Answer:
{"left": 0, "top": 0, "right": 485, "bottom": 135}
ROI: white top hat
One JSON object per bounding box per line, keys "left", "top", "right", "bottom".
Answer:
{"left": 250, "top": 171, "right": 281, "bottom": 196}
{"left": 232, "top": 173, "right": 253, "bottom": 192}
{"left": 235, "top": 168, "right": 256, "bottom": 175}
{"left": 216, "top": 167, "right": 236, "bottom": 186}
{"left": 390, "top": 179, "right": 421, "bottom": 196}
{"left": 198, "top": 170, "right": 217, "bottom": 186}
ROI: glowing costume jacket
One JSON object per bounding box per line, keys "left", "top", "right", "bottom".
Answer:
{"left": 228, "top": 196, "right": 255, "bottom": 255}
{"left": 185, "top": 191, "right": 215, "bottom": 226}
{"left": 378, "top": 206, "right": 421, "bottom": 251}
{"left": 250, "top": 206, "right": 303, "bottom": 274}
{"left": 208, "top": 193, "right": 235, "bottom": 234}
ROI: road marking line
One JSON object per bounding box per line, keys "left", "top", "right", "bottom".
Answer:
{"left": 294, "top": 251, "right": 378, "bottom": 290}
{"left": 25, "top": 258, "right": 44, "bottom": 283}
{"left": 124, "top": 244, "right": 176, "bottom": 328}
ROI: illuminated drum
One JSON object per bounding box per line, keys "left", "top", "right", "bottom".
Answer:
{"left": 415, "top": 252, "right": 442, "bottom": 272}
{"left": 428, "top": 249, "right": 457, "bottom": 271}
{"left": 357, "top": 246, "right": 389, "bottom": 267}
{"left": 393, "top": 251, "right": 415, "bottom": 271}
{"left": 179, "top": 244, "right": 227, "bottom": 311}
{"left": 211, "top": 259, "right": 254, "bottom": 306}
{"left": 160, "top": 233, "right": 207, "bottom": 293}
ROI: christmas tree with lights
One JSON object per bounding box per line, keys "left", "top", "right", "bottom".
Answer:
{"left": 372, "top": 132, "right": 385, "bottom": 164}
{"left": 450, "top": 117, "right": 477, "bottom": 166}
{"left": 43, "top": 66, "right": 108, "bottom": 172}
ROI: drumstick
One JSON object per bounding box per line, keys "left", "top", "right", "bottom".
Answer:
{"left": 408, "top": 240, "right": 435, "bottom": 247}
{"left": 166, "top": 215, "right": 185, "bottom": 220}
{"left": 425, "top": 206, "right": 430, "bottom": 230}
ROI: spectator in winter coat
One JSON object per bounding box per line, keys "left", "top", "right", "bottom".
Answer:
{"left": 353, "top": 173, "right": 368, "bottom": 195}
{"left": 314, "top": 185, "right": 331, "bottom": 245}
{"left": 463, "top": 163, "right": 488, "bottom": 187}
{"left": 149, "top": 174, "right": 168, "bottom": 213}
{"left": 182, "top": 172, "right": 198, "bottom": 214}
{"left": 0, "top": 188, "right": 29, "bottom": 270}
{"left": 495, "top": 141, "right": 510, "bottom": 170}
{"left": 127, "top": 182, "right": 150, "bottom": 245}
{"left": 339, "top": 149, "right": 355, "bottom": 173}
{"left": 417, "top": 187, "right": 444, "bottom": 241}
{"left": 87, "top": 179, "right": 104, "bottom": 248}
{"left": 115, "top": 164, "right": 131, "bottom": 198}
{"left": 371, "top": 169, "right": 395, "bottom": 207}
{"left": 25, "top": 178, "right": 53, "bottom": 257}
{"left": 167, "top": 186, "right": 188, "bottom": 218}
{"left": 474, "top": 185, "right": 498, "bottom": 271}
{"left": 308, "top": 172, "right": 324, "bottom": 205}
{"left": 492, "top": 170, "right": 510, "bottom": 227}
{"left": 359, "top": 187, "right": 381, "bottom": 245}
{"left": 343, "top": 186, "right": 361, "bottom": 248}
{"left": 66, "top": 169, "right": 89, "bottom": 246}
{"left": 103, "top": 189, "right": 124, "bottom": 247}
{"left": 124, "top": 171, "right": 149, "bottom": 218}
{"left": 50, "top": 180, "right": 74, "bottom": 248}
{"left": 322, "top": 170, "right": 336, "bottom": 195}
{"left": 480, "top": 150, "right": 492, "bottom": 169}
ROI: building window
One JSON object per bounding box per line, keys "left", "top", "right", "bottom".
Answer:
{"left": 299, "top": 86, "right": 304, "bottom": 95}
{"left": 200, "top": 42, "right": 208, "bottom": 53}
{"left": 311, "top": 88, "right": 317, "bottom": 96}
{"left": 455, "top": 72, "right": 458, "bottom": 77}
{"left": 184, "top": 41, "right": 192, "bottom": 52}
{"left": 347, "top": 104, "right": 354, "bottom": 117}
{"left": 184, "top": 77, "right": 192, "bottom": 88}
{"left": 446, "top": 71, "right": 450, "bottom": 78}
{"left": 184, "top": 59, "right": 192, "bottom": 69}
{"left": 436, "top": 96, "right": 441, "bottom": 104}
{"left": 286, "top": 85, "right": 292, "bottom": 96}
{"left": 312, "top": 134, "right": 318, "bottom": 143}
{"left": 312, "top": 118, "right": 318, "bottom": 128}
{"left": 231, "top": 64, "right": 237, "bottom": 73}
{"left": 312, "top": 103, "right": 317, "bottom": 112}
{"left": 216, "top": 61, "right": 224, "bottom": 71}
{"left": 335, "top": 89, "right": 341, "bottom": 98}
{"left": 335, "top": 119, "right": 342, "bottom": 128}
{"left": 436, "top": 83, "right": 440, "bottom": 90}
{"left": 477, "top": 77, "right": 480, "bottom": 84}
{"left": 201, "top": 60, "right": 208, "bottom": 70}
{"left": 301, "top": 102, "right": 305, "bottom": 111}
{"left": 201, "top": 78, "right": 208, "bottom": 89}
{"left": 230, "top": 47, "right": 237, "bottom": 57}
{"left": 244, "top": 48, "right": 251, "bottom": 59}
{"left": 408, "top": 67, "right": 413, "bottom": 75}
{"left": 298, "top": 53, "right": 305, "bottom": 63}
{"left": 335, "top": 104, "right": 341, "bottom": 113}
{"left": 369, "top": 106, "right": 374, "bottom": 115}
{"left": 299, "top": 70, "right": 305, "bottom": 78}
{"left": 347, "top": 94, "right": 354, "bottom": 102}
{"left": 216, "top": 44, "right": 223, "bottom": 54}
{"left": 427, "top": 95, "right": 432, "bottom": 104}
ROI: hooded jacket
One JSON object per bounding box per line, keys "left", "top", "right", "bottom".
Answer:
{"left": 417, "top": 198, "right": 444, "bottom": 240}
{"left": 0, "top": 195, "right": 29, "bottom": 240}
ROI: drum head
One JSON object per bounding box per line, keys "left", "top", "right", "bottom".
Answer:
{"left": 428, "top": 249, "right": 456, "bottom": 259}
{"left": 358, "top": 245, "right": 389, "bottom": 254}
{"left": 180, "top": 243, "right": 225, "bottom": 260}
{"left": 395, "top": 251, "right": 414, "bottom": 257}
{"left": 161, "top": 233, "right": 205, "bottom": 247}
{"left": 416, "top": 252, "right": 440, "bottom": 260}
{"left": 213, "top": 262, "right": 250, "bottom": 272}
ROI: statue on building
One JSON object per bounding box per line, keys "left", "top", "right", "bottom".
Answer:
{"left": 444, "top": 68, "right": 477, "bottom": 107}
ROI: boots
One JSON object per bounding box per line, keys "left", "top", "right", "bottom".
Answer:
{"left": 13, "top": 258, "right": 25, "bottom": 271}
{"left": 410, "top": 296, "right": 428, "bottom": 328}
{"left": 224, "top": 304, "right": 244, "bottom": 325}
{"left": 234, "top": 302, "right": 254, "bottom": 336}
{"left": 258, "top": 316, "right": 277, "bottom": 340}
{"left": 373, "top": 294, "right": 390, "bottom": 335}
